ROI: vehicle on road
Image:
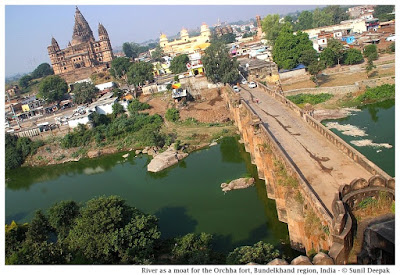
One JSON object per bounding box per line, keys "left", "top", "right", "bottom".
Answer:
{"left": 241, "top": 79, "right": 247, "bottom": 85}
{"left": 248, "top": 82, "right": 257, "bottom": 88}
{"left": 386, "top": 34, "right": 395, "bottom": 41}
{"left": 233, "top": 85, "right": 240, "bottom": 92}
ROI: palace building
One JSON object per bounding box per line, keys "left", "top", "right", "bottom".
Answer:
{"left": 47, "top": 7, "right": 114, "bottom": 83}
{"left": 159, "top": 23, "right": 212, "bottom": 55}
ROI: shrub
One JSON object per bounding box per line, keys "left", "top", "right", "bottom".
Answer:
{"left": 363, "top": 44, "right": 378, "bottom": 60}
{"left": 127, "top": 99, "right": 151, "bottom": 115}
{"left": 165, "top": 108, "right": 180, "bottom": 122}
{"left": 344, "top": 49, "right": 364, "bottom": 65}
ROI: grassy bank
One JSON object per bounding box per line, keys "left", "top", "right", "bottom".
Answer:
{"left": 338, "top": 84, "right": 395, "bottom": 108}
{"left": 287, "top": 93, "right": 334, "bottom": 108}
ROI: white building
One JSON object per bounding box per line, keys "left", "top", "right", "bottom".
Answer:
{"left": 67, "top": 113, "right": 91, "bottom": 128}
{"left": 95, "top": 81, "right": 115, "bottom": 91}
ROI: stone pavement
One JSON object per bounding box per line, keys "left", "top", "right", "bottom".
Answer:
{"left": 240, "top": 86, "right": 374, "bottom": 214}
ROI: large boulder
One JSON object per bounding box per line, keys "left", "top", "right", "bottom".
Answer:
{"left": 291, "top": 255, "right": 312, "bottom": 265}
{"left": 312, "top": 252, "right": 334, "bottom": 265}
{"left": 147, "top": 148, "right": 188, "bottom": 173}
{"left": 221, "top": 178, "right": 255, "bottom": 192}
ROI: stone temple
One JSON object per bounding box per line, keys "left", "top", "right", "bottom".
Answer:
{"left": 47, "top": 7, "right": 114, "bottom": 83}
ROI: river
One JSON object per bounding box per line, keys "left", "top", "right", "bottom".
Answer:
{"left": 323, "top": 99, "right": 395, "bottom": 177}
{"left": 5, "top": 136, "right": 293, "bottom": 254}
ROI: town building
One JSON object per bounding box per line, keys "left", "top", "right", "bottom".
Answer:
{"left": 47, "top": 7, "right": 114, "bottom": 83}
{"left": 6, "top": 85, "right": 20, "bottom": 98}
{"left": 159, "top": 24, "right": 212, "bottom": 55}
{"left": 214, "top": 25, "right": 234, "bottom": 37}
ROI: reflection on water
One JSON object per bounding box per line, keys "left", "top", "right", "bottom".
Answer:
{"left": 6, "top": 136, "right": 294, "bottom": 255}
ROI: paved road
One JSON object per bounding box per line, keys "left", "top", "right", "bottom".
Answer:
{"left": 240, "top": 86, "right": 374, "bottom": 214}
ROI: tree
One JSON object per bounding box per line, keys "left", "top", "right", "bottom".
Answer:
{"left": 308, "top": 61, "right": 326, "bottom": 86}
{"left": 226, "top": 241, "right": 280, "bottom": 265}
{"left": 6, "top": 241, "right": 67, "bottom": 265}
{"left": 202, "top": 41, "right": 240, "bottom": 84}
{"left": 320, "top": 48, "right": 336, "bottom": 67}
{"left": 344, "top": 48, "right": 364, "bottom": 65}
{"left": 151, "top": 45, "right": 164, "bottom": 62}
{"left": 38, "top": 75, "right": 68, "bottom": 103}
{"left": 123, "top": 42, "right": 139, "bottom": 59}
{"left": 5, "top": 133, "right": 23, "bottom": 170}
{"left": 169, "top": 54, "right": 189, "bottom": 74}
{"left": 66, "top": 196, "right": 160, "bottom": 264}
{"left": 327, "top": 38, "right": 345, "bottom": 66}
{"left": 284, "top": 15, "right": 293, "bottom": 26}
{"left": 366, "top": 56, "right": 376, "bottom": 78}
{"left": 323, "top": 6, "right": 349, "bottom": 24}
{"left": 127, "top": 61, "right": 154, "bottom": 86}
{"left": 127, "top": 99, "right": 150, "bottom": 115}
{"left": 26, "top": 210, "right": 53, "bottom": 243}
{"left": 312, "top": 8, "right": 333, "bottom": 28}
{"left": 272, "top": 25, "right": 314, "bottom": 70}
{"left": 172, "top": 233, "right": 216, "bottom": 264}
{"left": 374, "top": 5, "right": 395, "bottom": 22}
{"left": 261, "top": 14, "right": 282, "bottom": 45}
{"left": 31, "top": 63, "right": 54, "bottom": 79}
{"left": 48, "top": 200, "right": 80, "bottom": 240}
{"left": 213, "top": 33, "right": 236, "bottom": 44}
{"left": 363, "top": 44, "right": 378, "bottom": 60}
{"left": 112, "top": 102, "right": 125, "bottom": 117}
{"left": 5, "top": 221, "right": 29, "bottom": 258}
{"left": 295, "top": 10, "right": 313, "bottom": 31}
{"left": 19, "top": 74, "right": 32, "bottom": 89}
{"left": 299, "top": 49, "right": 318, "bottom": 67}
{"left": 73, "top": 82, "right": 99, "bottom": 104}
{"left": 110, "top": 57, "right": 132, "bottom": 80}
{"left": 165, "top": 108, "right": 180, "bottom": 122}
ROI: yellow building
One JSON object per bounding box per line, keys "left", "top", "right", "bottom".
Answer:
{"left": 160, "top": 24, "right": 212, "bottom": 55}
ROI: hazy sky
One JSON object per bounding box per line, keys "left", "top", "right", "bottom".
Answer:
{"left": 5, "top": 5, "right": 321, "bottom": 76}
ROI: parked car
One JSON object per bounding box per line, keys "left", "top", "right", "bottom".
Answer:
{"left": 241, "top": 78, "right": 247, "bottom": 85}
{"left": 232, "top": 85, "right": 240, "bottom": 92}
{"left": 386, "top": 35, "right": 395, "bottom": 42}
{"left": 248, "top": 82, "right": 257, "bottom": 88}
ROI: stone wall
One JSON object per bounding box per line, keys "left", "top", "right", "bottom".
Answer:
{"left": 284, "top": 85, "right": 360, "bottom": 97}
{"left": 224, "top": 87, "right": 333, "bottom": 255}
{"left": 279, "top": 68, "right": 307, "bottom": 80}
{"left": 329, "top": 175, "right": 395, "bottom": 264}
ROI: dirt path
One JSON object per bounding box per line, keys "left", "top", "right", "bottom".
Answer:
{"left": 240, "top": 86, "right": 374, "bottom": 214}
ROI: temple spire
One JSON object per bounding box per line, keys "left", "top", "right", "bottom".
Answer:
{"left": 71, "top": 6, "right": 94, "bottom": 46}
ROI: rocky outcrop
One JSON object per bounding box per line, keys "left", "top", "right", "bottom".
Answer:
{"left": 312, "top": 252, "right": 335, "bottom": 265}
{"left": 147, "top": 148, "right": 188, "bottom": 173}
{"left": 291, "top": 255, "right": 312, "bottom": 265}
{"left": 267, "top": 259, "right": 289, "bottom": 265}
{"left": 221, "top": 178, "right": 255, "bottom": 192}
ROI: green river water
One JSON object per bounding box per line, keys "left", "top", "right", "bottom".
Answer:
{"left": 5, "top": 136, "right": 292, "bottom": 254}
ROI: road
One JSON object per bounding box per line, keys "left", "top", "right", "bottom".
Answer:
{"left": 240, "top": 86, "right": 374, "bottom": 214}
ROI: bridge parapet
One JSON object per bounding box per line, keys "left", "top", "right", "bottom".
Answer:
{"left": 329, "top": 175, "right": 395, "bottom": 264}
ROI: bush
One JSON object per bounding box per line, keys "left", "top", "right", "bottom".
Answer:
{"left": 363, "top": 44, "right": 378, "bottom": 60}
{"left": 5, "top": 134, "right": 43, "bottom": 170}
{"left": 356, "top": 84, "right": 395, "bottom": 103}
{"left": 226, "top": 241, "right": 280, "bottom": 265}
{"left": 127, "top": 99, "right": 151, "bottom": 115}
{"left": 287, "top": 93, "right": 333, "bottom": 105}
{"left": 344, "top": 48, "right": 364, "bottom": 65}
{"left": 165, "top": 108, "right": 180, "bottom": 122}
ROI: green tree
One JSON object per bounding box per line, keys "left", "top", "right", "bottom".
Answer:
{"left": 48, "top": 200, "right": 80, "bottom": 240}
{"left": 5, "top": 221, "right": 29, "bottom": 258}
{"left": 344, "top": 48, "right": 364, "bottom": 65}
{"left": 5, "top": 133, "right": 23, "bottom": 170}
{"left": 366, "top": 56, "right": 376, "bottom": 78}
{"left": 6, "top": 241, "right": 67, "bottom": 265}
{"left": 363, "top": 44, "right": 378, "bottom": 60}
{"left": 295, "top": 10, "right": 313, "bottom": 31}
{"left": 110, "top": 57, "right": 132, "bottom": 80}
{"left": 323, "top": 6, "right": 349, "bottom": 24}
{"left": 202, "top": 41, "right": 240, "bottom": 84}
{"left": 123, "top": 42, "right": 139, "bottom": 59}
{"left": 127, "top": 61, "right": 154, "bottom": 86}
{"left": 299, "top": 49, "right": 318, "bottom": 67}
{"left": 26, "top": 210, "right": 53, "bottom": 243}
{"left": 170, "top": 54, "right": 189, "bottom": 74}
{"left": 312, "top": 8, "right": 333, "bottom": 28}
{"left": 31, "top": 63, "right": 54, "bottom": 79}
{"left": 38, "top": 75, "right": 68, "bottom": 103}
{"left": 165, "top": 108, "right": 180, "bottom": 122}
{"left": 226, "top": 241, "right": 280, "bottom": 265}
{"left": 151, "top": 45, "right": 165, "bottom": 62}
{"left": 112, "top": 102, "right": 125, "bottom": 117}
{"left": 127, "top": 99, "right": 151, "bottom": 115}
{"left": 308, "top": 61, "right": 327, "bottom": 86}
{"left": 213, "top": 33, "right": 236, "bottom": 44}
{"left": 172, "top": 233, "right": 216, "bottom": 264}
{"left": 73, "top": 82, "right": 99, "bottom": 104}
{"left": 320, "top": 48, "right": 336, "bottom": 67}
{"left": 261, "top": 14, "right": 282, "bottom": 45}
{"left": 272, "top": 25, "right": 314, "bottom": 70}
{"left": 374, "top": 5, "right": 395, "bottom": 22}
{"left": 66, "top": 196, "right": 160, "bottom": 264}
{"left": 19, "top": 74, "right": 33, "bottom": 89}
{"left": 327, "top": 38, "right": 345, "bottom": 66}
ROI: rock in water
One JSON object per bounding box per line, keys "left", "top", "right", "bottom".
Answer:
{"left": 147, "top": 148, "right": 188, "bottom": 172}
{"left": 221, "top": 178, "right": 255, "bottom": 192}
{"left": 122, "top": 153, "right": 129, "bottom": 158}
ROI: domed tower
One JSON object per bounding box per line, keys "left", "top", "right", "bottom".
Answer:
{"left": 160, "top": 33, "right": 168, "bottom": 48}
{"left": 71, "top": 6, "right": 95, "bottom": 46}
{"left": 98, "top": 23, "right": 113, "bottom": 62}
{"left": 200, "top": 23, "right": 211, "bottom": 40}
{"left": 180, "top": 28, "right": 189, "bottom": 42}
{"left": 47, "top": 37, "right": 62, "bottom": 74}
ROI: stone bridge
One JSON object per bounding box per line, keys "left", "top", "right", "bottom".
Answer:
{"left": 223, "top": 82, "right": 394, "bottom": 264}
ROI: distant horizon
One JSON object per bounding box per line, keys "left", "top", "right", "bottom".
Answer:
{"left": 5, "top": 5, "right": 323, "bottom": 77}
